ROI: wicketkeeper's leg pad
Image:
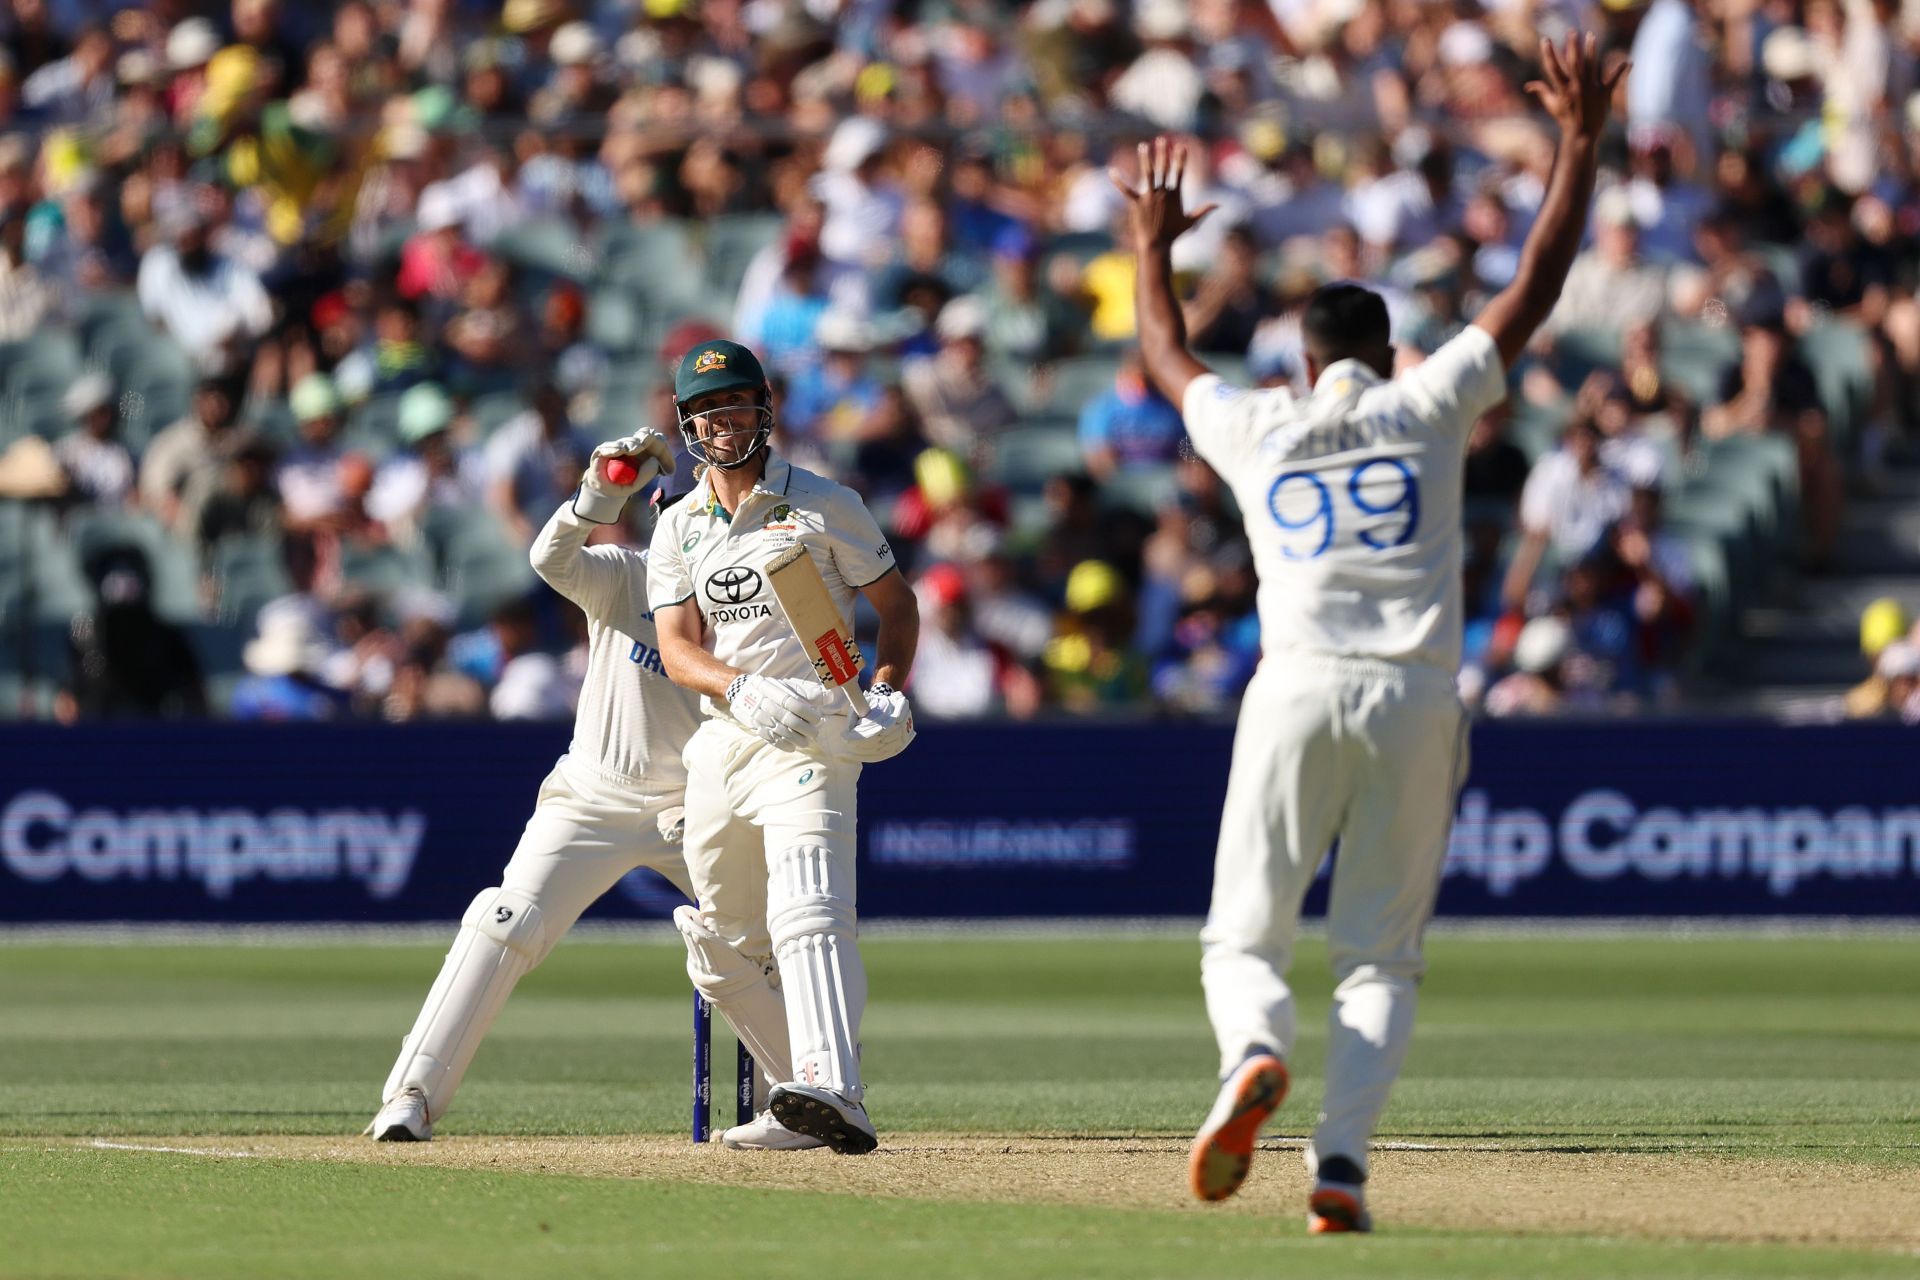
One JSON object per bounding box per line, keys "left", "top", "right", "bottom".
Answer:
{"left": 766, "top": 843, "right": 866, "bottom": 1101}
{"left": 674, "top": 904, "right": 792, "bottom": 1085}
{"left": 380, "top": 886, "right": 549, "bottom": 1122}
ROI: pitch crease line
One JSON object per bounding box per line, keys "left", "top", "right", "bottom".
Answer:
{"left": 89, "top": 1140, "right": 257, "bottom": 1158}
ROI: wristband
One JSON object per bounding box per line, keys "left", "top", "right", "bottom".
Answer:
{"left": 726, "top": 674, "right": 748, "bottom": 704}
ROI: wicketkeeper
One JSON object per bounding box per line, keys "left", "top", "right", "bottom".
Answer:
{"left": 366, "top": 427, "right": 694, "bottom": 1141}
{"left": 649, "top": 338, "right": 920, "bottom": 1154}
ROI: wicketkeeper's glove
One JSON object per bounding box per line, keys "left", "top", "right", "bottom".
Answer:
{"left": 844, "top": 683, "right": 915, "bottom": 763}
{"left": 727, "top": 673, "right": 825, "bottom": 753}
{"left": 576, "top": 430, "right": 676, "bottom": 523}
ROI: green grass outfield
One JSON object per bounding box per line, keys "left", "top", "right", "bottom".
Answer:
{"left": 3, "top": 932, "right": 1918, "bottom": 1278}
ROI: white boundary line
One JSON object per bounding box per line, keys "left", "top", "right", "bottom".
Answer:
{"left": 4, "top": 916, "right": 1920, "bottom": 946}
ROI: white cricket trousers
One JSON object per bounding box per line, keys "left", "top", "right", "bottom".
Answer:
{"left": 1200, "top": 655, "right": 1468, "bottom": 1177}
{"left": 680, "top": 716, "right": 867, "bottom": 1101}
{"left": 499, "top": 756, "right": 693, "bottom": 923}
{"left": 379, "top": 755, "right": 691, "bottom": 1120}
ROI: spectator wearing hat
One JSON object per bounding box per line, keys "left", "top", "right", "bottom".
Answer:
{"left": 135, "top": 198, "right": 272, "bottom": 370}
{"left": 194, "top": 430, "right": 283, "bottom": 565}
{"left": 1545, "top": 187, "right": 1669, "bottom": 336}
{"left": 1846, "top": 599, "right": 1919, "bottom": 718}
{"left": 230, "top": 607, "right": 347, "bottom": 721}
{"left": 1484, "top": 616, "right": 1571, "bottom": 718}
{"left": 784, "top": 312, "right": 887, "bottom": 444}
{"left": 1044, "top": 559, "right": 1147, "bottom": 711}
{"left": 140, "top": 372, "right": 244, "bottom": 535}
{"left": 979, "top": 225, "right": 1085, "bottom": 366}
{"left": 813, "top": 117, "right": 901, "bottom": 270}
{"left": 53, "top": 373, "right": 133, "bottom": 506}
{"left": 744, "top": 245, "right": 833, "bottom": 376}
{"left": 1078, "top": 348, "right": 1185, "bottom": 480}
{"left": 398, "top": 189, "right": 488, "bottom": 303}
{"left": 1112, "top": 0, "right": 1204, "bottom": 131}
{"left": 366, "top": 383, "right": 485, "bottom": 537}
{"left": 902, "top": 296, "right": 1019, "bottom": 458}
{"left": 530, "top": 21, "right": 615, "bottom": 126}
{"left": 484, "top": 381, "right": 594, "bottom": 546}
{"left": 277, "top": 374, "right": 353, "bottom": 530}
{"left": 0, "top": 208, "right": 56, "bottom": 341}
{"left": 909, "top": 563, "right": 1003, "bottom": 719}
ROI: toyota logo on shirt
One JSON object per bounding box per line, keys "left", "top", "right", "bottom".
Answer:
{"left": 705, "top": 566, "right": 764, "bottom": 604}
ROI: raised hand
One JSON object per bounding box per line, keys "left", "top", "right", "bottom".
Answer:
{"left": 1525, "top": 32, "right": 1630, "bottom": 142}
{"left": 1109, "top": 135, "right": 1219, "bottom": 251}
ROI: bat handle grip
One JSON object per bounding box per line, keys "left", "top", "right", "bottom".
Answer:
{"left": 839, "top": 684, "right": 870, "bottom": 718}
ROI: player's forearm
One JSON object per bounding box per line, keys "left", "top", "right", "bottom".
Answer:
{"left": 869, "top": 598, "right": 919, "bottom": 692}
{"left": 528, "top": 502, "right": 594, "bottom": 600}
{"left": 654, "top": 606, "right": 740, "bottom": 700}
{"left": 1503, "top": 135, "right": 1600, "bottom": 337}
{"left": 1133, "top": 244, "right": 1199, "bottom": 404}
{"left": 661, "top": 640, "right": 741, "bottom": 700}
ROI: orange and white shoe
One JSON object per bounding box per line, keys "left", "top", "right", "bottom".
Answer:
{"left": 1188, "top": 1050, "right": 1289, "bottom": 1202}
{"left": 1307, "top": 1157, "right": 1372, "bottom": 1233}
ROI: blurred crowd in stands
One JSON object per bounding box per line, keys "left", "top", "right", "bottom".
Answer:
{"left": 2, "top": 0, "right": 1918, "bottom": 723}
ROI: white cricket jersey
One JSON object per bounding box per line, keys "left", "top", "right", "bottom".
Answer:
{"left": 1181, "top": 324, "right": 1508, "bottom": 673}
{"left": 529, "top": 501, "right": 703, "bottom": 787}
{"left": 646, "top": 452, "right": 896, "bottom": 719}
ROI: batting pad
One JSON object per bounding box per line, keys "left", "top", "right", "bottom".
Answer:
{"left": 675, "top": 904, "right": 793, "bottom": 1083}
{"left": 381, "top": 886, "right": 549, "bottom": 1121}
{"left": 768, "top": 844, "right": 866, "bottom": 1101}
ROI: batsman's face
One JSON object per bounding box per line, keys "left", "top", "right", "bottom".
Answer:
{"left": 686, "top": 389, "right": 762, "bottom": 464}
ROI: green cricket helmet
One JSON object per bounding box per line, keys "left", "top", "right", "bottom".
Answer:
{"left": 673, "top": 338, "right": 775, "bottom": 470}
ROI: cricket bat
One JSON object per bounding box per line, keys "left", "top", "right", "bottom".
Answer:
{"left": 765, "top": 543, "right": 870, "bottom": 716}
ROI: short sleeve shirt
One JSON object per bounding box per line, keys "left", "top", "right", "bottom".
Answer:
{"left": 647, "top": 453, "right": 895, "bottom": 713}
{"left": 1180, "top": 324, "right": 1508, "bottom": 672}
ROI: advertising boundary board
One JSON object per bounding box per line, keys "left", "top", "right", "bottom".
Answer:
{"left": 1, "top": 721, "right": 1915, "bottom": 922}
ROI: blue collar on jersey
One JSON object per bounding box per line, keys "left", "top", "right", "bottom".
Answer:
{"left": 1312, "top": 359, "right": 1387, "bottom": 399}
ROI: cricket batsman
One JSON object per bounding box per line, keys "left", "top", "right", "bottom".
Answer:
{"left": 648, "top": 338, "right": 919, "bottom": 1154}
{"left": 1114, "top": 36, "right": 1627, "bottom": 1229}
{"left": 366, "top": 427, "right": 694, "bottom": 1141}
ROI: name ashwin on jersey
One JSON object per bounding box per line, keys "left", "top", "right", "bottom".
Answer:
{"left": 1270, "top": 406, "right": 1420, "bottom": 463}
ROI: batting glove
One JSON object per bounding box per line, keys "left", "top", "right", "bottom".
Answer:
{"left": 577, "top": 430, "right": 676, "bottom": 523}
{"left": 727, "top": 673, "right": 825, "bottom": 753}
{"left": 845, "top": 683, "right": 915, "bottom": 763}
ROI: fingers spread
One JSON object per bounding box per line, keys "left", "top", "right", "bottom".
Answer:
{"left": 1169, "top": 141, "right": 1186, "bottom": 195}
{"left": 1107, "top": 168, "right": 1138, "bottom": 201}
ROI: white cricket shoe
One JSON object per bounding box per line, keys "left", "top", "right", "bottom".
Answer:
{"left": 365, "top": 1088, "right": 432, "bottom": 1142}
{"left": 719, "top": 1110, "right": 829, "bottom": 1151}
{"left": 767, "top": 1083, "right": 878, "bottom": 1155}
